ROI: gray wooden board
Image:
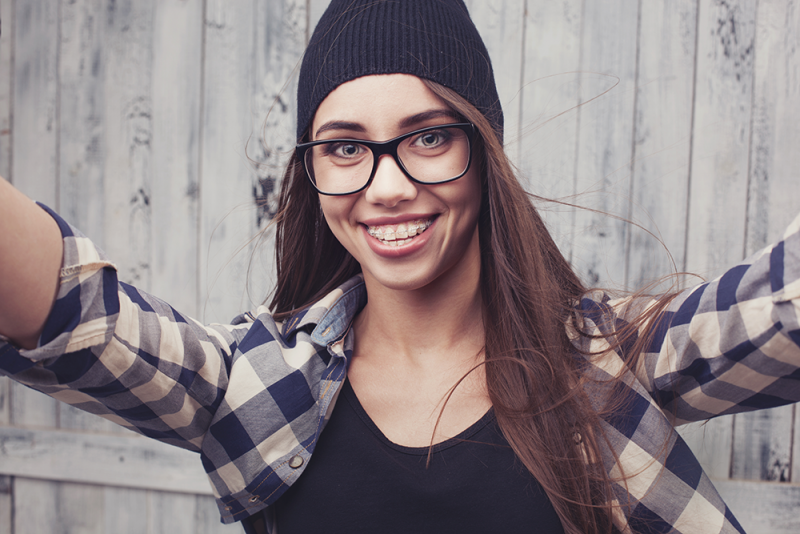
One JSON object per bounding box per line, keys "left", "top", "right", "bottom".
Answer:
{"left": 466, "top": 0, "right": 526, "bottom": 166}
{"left": 684, "top": 0, "right": 756, "bottom": 278}
{"left": 626, "top": 0, "right": 696, "bottom": 292}
{"left": 0, "top": 0, "right": 13, "bottom": 180}
{"left": 714, "top": 479, "right": 800, "bottom": 534}
{"left": 199, "top": 0, "right": 261, "bottom": 325}
{"left": 11, "top": 0, "right": 58, "bottom": 204}
{"left": 0, "top": 426, "right": 211, "bottom": 494}
{"left": 518, "top": 0, "right": 583, "bottom": 263}
{"left": 10, "top": 0, "right": 60, "bottom": 438}
{"left": 571, "top": 0, "right": 640, "bottom": 289}
{"left": 12, "top": 478, "right": 59, "bottom": 533}
{"left": 149, "top": 0, "right": 204, "bottom": 318}
{"left": 0, "top": 476, "right": 10, "bottom": 534}
{"left": 745, "top": 0, "right": 800, "bottom": 256}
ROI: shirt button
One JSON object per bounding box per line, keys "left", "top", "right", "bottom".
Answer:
{"left": 288, "top": 455, "right": 304, "bottom": 469}
{"left": 249, "top": 496, "right": 260, "bottom": 503}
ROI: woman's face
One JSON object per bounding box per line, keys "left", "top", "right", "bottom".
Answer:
{"left": 311, "top": 74, "right": 483, "bottom": 293}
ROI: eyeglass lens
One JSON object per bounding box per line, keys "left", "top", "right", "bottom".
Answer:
{"left": 304, "top": 126, "right": 471, "bottom": 195}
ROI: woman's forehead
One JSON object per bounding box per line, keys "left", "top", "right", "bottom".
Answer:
{"left": 311, "top": 74, "right": 455, "bottom": 138}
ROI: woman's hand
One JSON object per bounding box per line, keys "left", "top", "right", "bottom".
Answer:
{"left": 0, "top": 177, "right": 63, "bottom": 349}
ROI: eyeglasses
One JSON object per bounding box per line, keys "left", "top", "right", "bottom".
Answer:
{"left": 296, "top": 123, "right": 476, "bottom": 196}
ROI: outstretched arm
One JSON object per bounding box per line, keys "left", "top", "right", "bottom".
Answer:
{"left": 0, "top": 177, "right": 63, "bottom": 349}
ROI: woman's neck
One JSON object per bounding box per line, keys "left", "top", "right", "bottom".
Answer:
{"left": 354, "top": 259, "right": 485, "bottom": 369}
{"left": 348, "top": 256, "right": 489, "bottom": 447}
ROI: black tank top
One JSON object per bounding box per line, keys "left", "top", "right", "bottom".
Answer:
{"left": 271, "top": 379, "right": 565, "bottom": 533}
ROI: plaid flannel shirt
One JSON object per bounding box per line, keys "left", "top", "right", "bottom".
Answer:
{"left": 1, "top": 203, "right": 799, "bottom": 533}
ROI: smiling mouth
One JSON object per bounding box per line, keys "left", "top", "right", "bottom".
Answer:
{"left": 366, "top": 218, "right": 434, "bottom": 246}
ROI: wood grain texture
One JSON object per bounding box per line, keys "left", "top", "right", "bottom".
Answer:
{"left": 9, "top": 0, "right": 60, "bottom": 439}
{"left": 0, "top": 426, "right": 210, "bottom": 493}
{"left": 104, "top": 486, "right": 149, "bottom": 534}
{"left": 731, "top": 405, "right": 794, "bottom": 481}
{"left": 745, "top": 0, "right": 800, "bottom": 255}
{"left": 517, "top": 0, "right": 583, "bottom": 263}
{"left": 570, "top": 0, "right": 640, "bottom": 289}
{"left": 626, "top": 0, "right": 696, "bottom": 291}
{"left": 247, "top": 0, "right": 308, "bottom": 305}
{"left": 724, "top": 0, "right": 800, "bottom": 488}
{"left": 199, "top": 0, "right": 261, "bottom": 324}
{"left": 149, "top": 491, "right": 241, "bottom": 534}
{"left": 685, "top": 0, "right": 756, "bottom": 278}
{"left": 793, "top": 405, "right": 800, "bottom": 483}
{"left": 678, "top": 419, "right": 734, "bottom": 481}
{"left": 714, "top": 479, "right": 800, "bottom": 534}
{"left": 11, "top": 0, "right": 58, "bottom": 203}
{"left": 0, "top": 0, "right": 13, "bottom": 180}
{"left": 307, "top": 0, "right": 328, "bottom": 39}
{"left": 149, "top": 0, "right": 204, "bottom": 318}
{"left": 0, "top": 476, "right": 10, "bottom": 534}
{"left": 466, "top": 0, "right": 526, "bottom": 166}
{"left": 56, "top": 0, "right": 121, "bottom": 435}
{"left": 12, "top": 477, "right": 59, "bottom": 533}
{"left": 56, "top": 481, "right": 106, "bottom": 533}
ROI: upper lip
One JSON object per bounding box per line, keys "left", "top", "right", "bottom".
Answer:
{"left": 360, "top": 213, "right": 439, "bottom": 227}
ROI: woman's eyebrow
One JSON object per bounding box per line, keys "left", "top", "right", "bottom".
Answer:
{"left": 398, "top": 109, "right": 460, "bottom": 128}
{"left": 314, "top": 109, "right": 460, "bottom": 138}
{"left": 314, "top": 121, "right": 366, "bottom": 138}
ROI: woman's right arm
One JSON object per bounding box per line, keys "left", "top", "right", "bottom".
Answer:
{"left": 0, "top": 177, "right": 63, "bottom": 349}
{"left": 0, "top": 177, "right": 250, "bottom": 451}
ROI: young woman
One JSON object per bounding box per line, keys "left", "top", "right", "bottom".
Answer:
{"left": 1, "top": 1, "right": 799, "bottom": 533}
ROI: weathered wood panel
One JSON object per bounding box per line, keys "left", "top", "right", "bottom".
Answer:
{"left": 677, "top": 0, "right": 757, "bottom": 497}
{"left": 9, "top": 11, "right": 61, "bottom": 524}
{"left": 0, "top": 0, "right": 13, "bottom": 180}
{"left": 685, "top": 0, "right": 755, "bottom": 277}
{"left": 12, "top": 478, "right": 59, "bottom": 533}
{"left": 727, "top": 0, "right": 800, "bottom": 488}
{"left": 149, "top": 0, "right": 205, "bottom": 318}
{"left": 715, "top": 479, "right": 800, "bottom": 534}
{"left": 2, "top": 9, "right": 23, "bottom": 532}
{"left": 626, "top": 0, "right": 696, "bottom": 291}
{"left": 0, "top": 427, "right": 209, "bottom": 493}
{"left": 0, "top": 6, "right": 10, "bottom": 524}
{"left": 517, "top": 0, "right": 583, "bottom": 262}
{"left": 571, "top": 0, "right": 640, "bottom": 289}
{"left": 200, "top": 0, "right": 261, "bottom": 324}
{"left": 11, "top": 0, "right": 58, "bottom": 203}
{"left": 466, "top": 0, "right": 526, "bottom": 166}
{"left": 248, "top": 0, "right": 308, "bottom": 304}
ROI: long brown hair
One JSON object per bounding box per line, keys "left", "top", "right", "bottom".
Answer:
{"left": 267, "top": 79, "right": 675, "bottom": 533}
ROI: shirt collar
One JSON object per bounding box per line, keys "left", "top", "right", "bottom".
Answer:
{"left": 281, "top": 275, "right": 367, "bottom": 345}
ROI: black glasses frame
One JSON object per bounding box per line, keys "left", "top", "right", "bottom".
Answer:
{"left": 296, "top": 122, "right": 477, "bottom": 196}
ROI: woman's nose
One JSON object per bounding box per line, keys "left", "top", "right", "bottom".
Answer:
{"left": 363, "top": 154, "right": 418, "bottom": 207}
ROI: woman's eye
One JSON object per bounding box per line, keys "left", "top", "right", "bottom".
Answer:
{"left": 412, "top": 130, "right": 451, "bottom": 148}
{"left": 324, "top": 143, "right": 365, "bottom": 158}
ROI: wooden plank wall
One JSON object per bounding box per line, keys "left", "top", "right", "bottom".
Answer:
{"left": 1, "top": 0, "right": 799, "bottom": 532}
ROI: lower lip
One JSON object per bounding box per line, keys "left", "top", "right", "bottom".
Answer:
{"left": 362, "top": 219, "right": 437, "bottom": 258}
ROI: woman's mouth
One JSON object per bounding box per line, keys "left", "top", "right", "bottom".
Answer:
{"left": 366, "top": 218, "right": 433, "bottom": 246}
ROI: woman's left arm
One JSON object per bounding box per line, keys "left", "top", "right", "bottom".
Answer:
{"left": 625, "top": 213, "right": 800, "bottom": 424}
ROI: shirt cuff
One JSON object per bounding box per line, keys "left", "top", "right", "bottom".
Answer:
{"left": 21, "top": 203, "right": 118, "bottom": 360}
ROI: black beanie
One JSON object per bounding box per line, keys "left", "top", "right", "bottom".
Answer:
{"left": 296, "top": 0, "right": 503, "bottom": 142}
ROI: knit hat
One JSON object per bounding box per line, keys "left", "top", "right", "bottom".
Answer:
{"left": 296, "top": 0, "right": 503, "bottom": 142}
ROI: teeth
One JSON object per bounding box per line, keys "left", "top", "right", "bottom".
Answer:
{"left": 396, "top": 223, "right": 408, "bottom": 239}
{"left": 367, "top": 218, "right": 432, "bottom": 245}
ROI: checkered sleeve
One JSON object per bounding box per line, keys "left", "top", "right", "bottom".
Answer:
{"left": 0, "top": 204, "right": 249, "bottom": 451}
{"left": 625, "top": 213, "right": 800, "bottom": 424}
